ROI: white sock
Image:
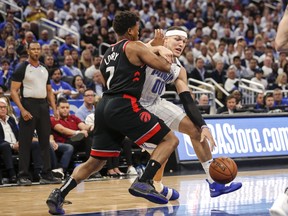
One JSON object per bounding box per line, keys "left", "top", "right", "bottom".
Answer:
{"left": 153, "top": 180, "right": 164, "bottom": 192}
{"left": 201, "top": 159, "right": 214, "bottom": 183}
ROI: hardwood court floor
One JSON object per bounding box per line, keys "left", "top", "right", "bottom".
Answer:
{"left": 0, "top": 168, "right": 287, "bottom": 216}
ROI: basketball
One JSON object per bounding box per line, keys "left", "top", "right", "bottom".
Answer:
{"left": 209, "top": 157, "right": 238, "bottom": 184}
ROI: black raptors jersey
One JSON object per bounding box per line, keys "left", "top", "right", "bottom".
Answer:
{"left": 100, "top": 39, "right": 147, "bottom": 99}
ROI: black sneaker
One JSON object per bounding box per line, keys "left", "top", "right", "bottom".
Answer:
{"left": 46, "top": 188, "right": 65, "bottom": 215}
{"left": 128, "top": 178, "right": 168, "bottom": 204}
{"left": 40, "top": 172, "right": 62, "bottom": 184}
{"left": 18, "top": 177, "right": 32, "bottom": 186}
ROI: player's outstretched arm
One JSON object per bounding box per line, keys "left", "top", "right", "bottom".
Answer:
{"left": 175, "top": 67, "right": 216, "bottom": 151}
{"left": 275, "top": 5, "right": 288, "bottom": 51}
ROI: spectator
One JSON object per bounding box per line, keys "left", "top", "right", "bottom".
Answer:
{"left": 58, "top": 16, "right": 78, "bottom": 39}
{"left": 217, "top": 95, "right": 237, "bottom": 114}
{"left": 224, "top": 66, "right": 239, "bottom": 92}
{"left": 71, "top": 75, "right": 87, "bottom": 100}
{"left": 261, "top": 56, "right": 273, "bottom": 78}
{"left": 50, "top": 68, "right": 76, "bottom": 99}
{"left": 264, "top": 93, "right": 276, "bottom": 111}
{"left": 84, "top": 54, "right": 102, "bottom": 80}
{"left": 0, "top": 58, "right": 13, "bottom": 90}
{"left": 273, "top": 88, "right": 288, "bottom": 106}
{"left": 79, "top": 49, "right": 93, "bottom": 72}
{"left": 250, "top": 68, "right": 268, "bottom": 90}
{"left": 58, "top": 34, "right": 77, "bottom": 56}
{"left": 254, "top": 92, "right": 265, "bottom": 109}
{"left": 232, "top": 55, "right": 253, "bottom": 79}
{"left": 212, "top": 43, "right": 230, "bottom": 68}
{"left": 0, "top": 98, "right": 17, "bottom": 184}
{"left": 198, "top": 94, "right": 209, "bottom": 105}
{"left": 60, "top": 55, "right": 83, "bottom": 78}
{"left": 269, "top": 73, "right": 288, "bottom": 91}
{"left": 188, "top": 57, "right": 209, "bottom": 84}
{"left": 91, "top": 70, "right": 104, "bottom": 97}
{"left": 75, "top": 89, "right": 95, "bottom": 121}
{"left": 10, "top": 41, "right": 61, "bottom": 186}
{"left": 38, "top": 30, "right": 50, "bottom": 46}
{"left": 80, "top": 23, "right": 99, "bottom": 50}
{"left": 50, "top": 97, "right": 92, "bottom": 161}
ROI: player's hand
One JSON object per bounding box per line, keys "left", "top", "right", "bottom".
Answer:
{"left": 200, "top": 127, "right": 216, "bottom": 152}
{"left": 158, "top": 46, "right": 173, "bottom": 64}
{"left": 21, "top": 109, "right": 33, "bottom": 121}
{"left": 152, "top": 29, "right": 165, "bottom": 46}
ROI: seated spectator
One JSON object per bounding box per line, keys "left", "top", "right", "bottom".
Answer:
{"left": 273, "top": 88, "right": 288, "bottom": 106}
{"left": 264, "top": 93, "right": 276, "bottom": 112}
{"left": 58, "top": 34, "right": 77, "bottom": 56}
{"left": 23, "top": 0, "right": 46, "bottom": 22}
{"left": 0, "top": 98, "right": 17, "bottom": 184}
{"left": 91, "top": 70, "right": 105, "bottom": 97}
{"left": 106, "top": 157, "right": 125, "bottom": 177}
{"left": 232, "top": 55, "right": 253, "bottom": 79}
{"left": 60, "top": 55, "right": 83, "bottom": 78}
{"left": 84, "top": 54, "right": 102, "bottom": 81}
{"left": 49, "top": 134, "right": 74, "bottom": 180}
{"left": 4, "top": 43, "right": 18, "bottom": 70}
{"left": 261, "top": 56, "right": 273, "bottom": 78}
{"left": 0, "top": 58, "right": 13, "bottom": 90}
{"left": 38, "top": 29, "right": 50, "bottom": 46}
{"left": 250, "top": 68, "right": 268, "bottom": 90}
{"left": 217, "top": 95, "right": 237, "bottom": 114}
{"left": 71, "top": 75, "right": 87, "bottom": 100}
{"left": 80, "top": 23, "right": 99, "bottom": 50}
{"left": 188, "top": 57, "right": 209, "bottom": 85}
{"left": 50, "top": 98, "right": 92, "bottom": 161}
{"left": 75, "top": 89, "right": 96, "bottom": 121}
{"left": 269, "top": 73, "right": 288, "bottom": 91}
{"left": 50, "top": 68, "right": 76, "bottom": 99}
{"left": 224, "top": 66, "right": 240, "bottom": 92}
{"left": 254, "top": 92, "right": 265, "bottom": 109}
{"left": 79, "top": 49, "right": 93, "bottom": 72}
{"left": 231, "top": 90, "right": 243, "bottom": 109}
{"left": 198, "top": 94, "right": 209, "bottom": 105}
{"left": 58, "top": 17, "right": 78, "bottom": 39}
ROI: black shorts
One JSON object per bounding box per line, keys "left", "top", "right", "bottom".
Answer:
{"left": 91, "top": 94, "right": 170, "bottom": 158}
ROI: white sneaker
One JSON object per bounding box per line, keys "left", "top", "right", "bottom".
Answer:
{"left": 52, "top": 168, "right": 65, "bottom": 180}
{"left": 127, "top": 166, "right": 138, "bottom": 175}
{"left": 270, "top": 188, "right": 288, "bottom": 216}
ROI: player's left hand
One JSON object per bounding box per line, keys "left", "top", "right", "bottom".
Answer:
{"left": 200, "top": 127, "right": 216, "bottom": 152}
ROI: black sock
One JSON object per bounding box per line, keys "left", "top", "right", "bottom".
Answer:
{"left": 139, "top": 160, "right": 161, "bottom": 182}
{"left": 60, "top": 177, "right": 77, "bottom": 198}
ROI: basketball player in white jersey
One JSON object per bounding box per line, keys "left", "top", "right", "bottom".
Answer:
{"left": 269, "top": 4, "right": 288, "bottom": 216}
{"left": 140, "top": 27, "right": 242, "bottom": 199}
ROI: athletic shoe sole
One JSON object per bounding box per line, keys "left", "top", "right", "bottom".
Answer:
{"left": 46, "top": 200, "right": 65, "bottom": 215}
{"left": 128, "top": 187, "right": 168, "bottom": 204}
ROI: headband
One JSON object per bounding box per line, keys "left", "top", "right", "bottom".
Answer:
{"left": 165, "top": 30, "right": 187, "bottom": 38}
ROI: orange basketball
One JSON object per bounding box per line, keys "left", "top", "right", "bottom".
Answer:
{"left": 209, "top": 157, "right": 238, "bottom": 184}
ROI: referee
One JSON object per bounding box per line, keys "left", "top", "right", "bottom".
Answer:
{"left": 10, "top": 41, "right": 61, "bottom": 186}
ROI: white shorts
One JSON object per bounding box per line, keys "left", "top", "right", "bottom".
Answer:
{"left": 141, "top": 98, "right": 186, "bottom": 153}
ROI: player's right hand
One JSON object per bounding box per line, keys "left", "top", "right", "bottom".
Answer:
{"left": 21, "top": 109, "right": 33, "bottom": 121}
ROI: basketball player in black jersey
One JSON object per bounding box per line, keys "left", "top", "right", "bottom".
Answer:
{"left": 46, "top": 11, "right": 181, "bottom": 215}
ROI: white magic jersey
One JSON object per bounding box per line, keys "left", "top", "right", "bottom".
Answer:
{"left": 140, "top": 58, "right": 181, "bottom": 106}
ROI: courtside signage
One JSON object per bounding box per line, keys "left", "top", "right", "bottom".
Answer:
{"left": 176, "top": 116, "right": 288, "bottom": 161}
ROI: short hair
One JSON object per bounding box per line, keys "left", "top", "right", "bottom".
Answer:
{"left": 57, "top": 97, "right": 68, "bottom": 106}
{"left": 27, "top": 41, "right": 40, "bottom": 49}
{"left": 113, "top": 11, "right": 139, "bottom": 36}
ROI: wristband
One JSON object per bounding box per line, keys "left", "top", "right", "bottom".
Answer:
{"left": 74, "top": 130, "right": 80, "bottom": 135}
